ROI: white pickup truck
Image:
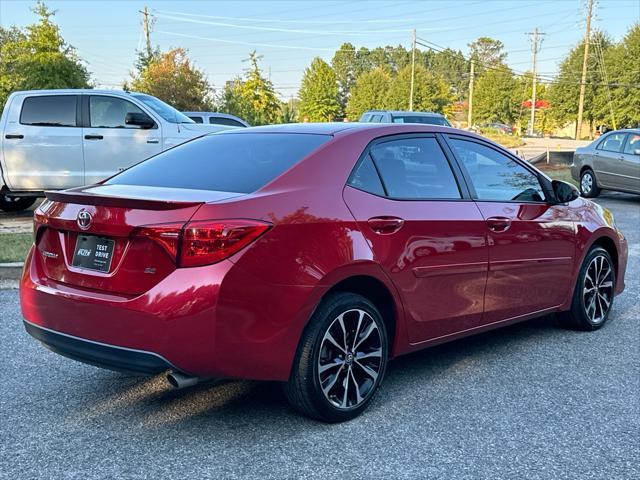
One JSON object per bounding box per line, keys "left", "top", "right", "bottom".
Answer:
{"left": 0, "top": 89, "right": 231, "bottom": 211}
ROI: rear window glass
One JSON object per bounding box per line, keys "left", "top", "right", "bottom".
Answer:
{"left": 392, "top": 115, "right": 450, "bottom": 126}
{"left": 20, "top": 95, "right": 77, "bottom": 127}
{"left": 107, "top": 133, "right": 331, "bottom": 193}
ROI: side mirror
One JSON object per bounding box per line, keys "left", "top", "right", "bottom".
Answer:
{"left": 125, "top": 112, "right": 155, "bottom": 129}
{"left": 552, "top": 180, "right": 580, "bottom": 203}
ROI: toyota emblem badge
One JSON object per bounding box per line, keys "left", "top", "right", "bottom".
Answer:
{"left": 77, "top": 210, "right": 92, "bottom": 230}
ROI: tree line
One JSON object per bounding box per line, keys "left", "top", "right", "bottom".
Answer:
{"left": 1, "top": 2, "right": 638, "bottom": 137}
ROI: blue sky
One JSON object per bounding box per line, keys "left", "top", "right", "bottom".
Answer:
{"left": 1, "top": 0, "right": 638, "bottom": 98}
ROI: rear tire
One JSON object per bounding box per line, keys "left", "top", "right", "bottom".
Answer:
{"left": 0, "top": 195, "right": 37, "bottom": 212}
{"left": 285, "top": 292, "right": 388, "bottom": 423}
{"left": 580, "top": 169, "right": 601, "bottom": 198}
{"left": 559, "top": 246, "right": 615, "bottom": 331}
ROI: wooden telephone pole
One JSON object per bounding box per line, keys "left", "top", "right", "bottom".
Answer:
{"left": 467, "top": 60, "right": 475, "bottom": 129}
{"left": 140, "top": 6, "right": 152, "bottom": 59}
{"left": 409, "top": 29, "right": 416, "bottom": 111}
{"left": 576, "top": 0, "right": 594, "bottom": 140}
{"left": 527, "top": 28, "right": 544, "bottom": 136}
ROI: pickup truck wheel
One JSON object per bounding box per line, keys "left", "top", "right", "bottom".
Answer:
{"left": 0, "top": 195, "right": 37, "bottom": 212}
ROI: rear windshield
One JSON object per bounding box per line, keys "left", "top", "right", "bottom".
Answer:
{"left": 392, "top": 115, "right": 450, "bottom": 126}
{"left": 107, "top": 133, "right": 331, "bottom": 193}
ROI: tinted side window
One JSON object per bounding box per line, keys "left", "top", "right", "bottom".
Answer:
{"left": 623, "top": 133, "right": 640, "bottom": 155}
{"left": 348, "top": 154, "right": 385, "bottom": 196}
{"left": 20, "top": 95, "right": 77, "bottom": 127}
{"left": 209, "top": 117, "right": 245, "bottom": 127}
{"left": 370, "top": 137, "right": 461, "bottom": 199}
{"left": 189, "top": 116, "right": 204, "bottom": 123}
{"left": 89, "top": 96, "right": 147, "bottom": 128}
{"left": 598, "top": 132, "right": 626, "bottom": 153}
{"left": 107, "top": 133, "right": 331, "bottom": 193}
{"left": 450, "top": 138, "right": 545, "bottom": 202}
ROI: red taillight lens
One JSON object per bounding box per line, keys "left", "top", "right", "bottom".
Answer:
{"left": 132, "top": 222, "right": 183, "bottom": 260}
{"left": 132, "top": 220, "right": 270, "bottom": 267}
{"left": 179, "top": 220, "right": 271, "bottom": 267}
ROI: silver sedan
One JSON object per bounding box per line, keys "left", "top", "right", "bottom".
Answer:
{"left": 571, "top": 129, "right": 640, "bottom": 197}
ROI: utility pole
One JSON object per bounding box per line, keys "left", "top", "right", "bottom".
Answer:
{"left": 576, "top": 0, "right": 594, "bottom": 140}
{"left": 467, "top": 60, "right": 475, "bottom": 129}
{"left": 140, "top": 6, "right": 152, "bottom": 59}
{"left": 409, "top": 29, "right": 416, "bottom": 111}
{"left": 527, "top": 28, "right": 544, "bottom": 136}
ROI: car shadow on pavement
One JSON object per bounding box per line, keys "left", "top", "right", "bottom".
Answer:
{"left": 62, "top": 313, "right": 566, "bottom": 430}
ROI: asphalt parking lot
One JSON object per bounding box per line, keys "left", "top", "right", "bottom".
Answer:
{"left": 1, "top": 192, "right": 638, "bottom": 479}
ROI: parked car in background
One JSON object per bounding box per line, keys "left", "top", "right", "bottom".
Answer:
{"left": 359, "top": 110, "right": 451, "bottom": 127}
{"left": 0, "top": 89, "right": 232, "bottom": 212}
{"left": 21, "top": 123, "right": 627, "bottom": 422}
{"left": 571, "top": 128, "right": 640, "bottom": 197}
{"left": 183, "top": 112, "right": 249, "bottom": 127}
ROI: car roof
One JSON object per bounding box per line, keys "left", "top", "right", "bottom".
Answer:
{"left": 220, "top": 122, "right": 461, "bottom": 136}
{"left": 11, "top": 89, "right": 145, "bottom": 96}
{"left": 363, "top": 110, "right": 444, "bottom": 117}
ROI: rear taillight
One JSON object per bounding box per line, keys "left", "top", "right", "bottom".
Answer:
{"left": 132, "top": 220, "right": 270, "bottom": 267}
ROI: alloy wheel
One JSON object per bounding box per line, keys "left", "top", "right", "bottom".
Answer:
{"left": 317, "top": 308, "right": 384, "bottom": 410}
{"left": 582, "top": 254, "right": 614, "bottom": 324}
{"left": 581, "top": 172, "right": 593, "bottom": 194}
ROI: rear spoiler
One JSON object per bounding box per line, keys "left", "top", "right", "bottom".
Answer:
{"left": 44, "top": 190, "right": 203, "bottom": 210}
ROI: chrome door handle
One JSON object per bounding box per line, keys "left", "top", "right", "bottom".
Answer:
{"left": 367, "top": 216, "right": 405, "bottom": 234}
{"left": 486, "top": 216, "right": 512, "bottom": 232}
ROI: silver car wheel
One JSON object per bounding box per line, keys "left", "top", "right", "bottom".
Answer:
{"left": 317, "top": 308, "right": 383, "bottom": 410}
{"left": 581, "top": 172, "right": 593, "bottom": 194}
{"left": 582, "top": 254, "right": 614, "bottom": 324}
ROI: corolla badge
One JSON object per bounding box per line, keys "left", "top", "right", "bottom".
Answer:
{"left": 77, "top": 210, "right": 93, "bottom": 230}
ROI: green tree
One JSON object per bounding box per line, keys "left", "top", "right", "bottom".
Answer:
{"left": 0, "top": 1, "right": 90, "bottom": 108}
{"left": 424, "top": 48, "right": 469, "bottom": 101}
{"left": 385, "top": 64, "right": 453, "bottom": 113}
{"left": 332, "top": 42, "right": 359, "bottom": 117}
{"left": 298, "top": 57, "right": 340, "bottom": 122}
{"left": 346, "top": 67, "right": 391, "bottom": 120}
{"left": 547, "top": 31, "right": 613, "bottom": 134}
{"left": 607, "top": 23, "right": 640, "bottom": 128}
{"left": 218, "top": 52, "right": 280, "bottom": 125}
{"left": 128, "top": 47, "right": 213, "bottom": 111}
{"left": 473, "top": 66, "right": 519, "bottom": 123}
{"left": 468, "top": 37, "right": 507, "bottom": 72}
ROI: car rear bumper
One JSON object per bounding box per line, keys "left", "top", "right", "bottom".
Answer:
{"left": 24, "top": 320, "right": 176, "bottom": 375}
{"left": 20, "top": 247, "right": 316, "bottom": 381}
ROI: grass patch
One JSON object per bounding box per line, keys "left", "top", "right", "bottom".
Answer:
{"left": 482, "top": 132, "right": 525, "bottom": 149}
{"left": 536, "top": 164, "right": 578, "bottom": 186}
{"left": 0, "top": 233, "right": 33, "bottom": 263}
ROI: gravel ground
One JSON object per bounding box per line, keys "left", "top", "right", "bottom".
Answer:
{"left": 1, "top": 192, "right": 638, "bottom": 479}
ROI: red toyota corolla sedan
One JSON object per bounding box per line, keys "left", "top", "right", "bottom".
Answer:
{"left": 20, "top": 123, "right": 627, "bottom": 422}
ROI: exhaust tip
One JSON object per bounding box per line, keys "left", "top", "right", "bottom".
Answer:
{"left": 166, "top": 371, "right": 199, "bottom": 389}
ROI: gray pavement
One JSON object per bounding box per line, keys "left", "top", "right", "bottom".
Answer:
{"left": 0, "top": 192, "right": 638, "bottom": 479}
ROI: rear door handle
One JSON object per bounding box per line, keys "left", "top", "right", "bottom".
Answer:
{"left": 5, "top": 134, "right": 24, "bottom": 139}
{"left": 147, "top": 139, "right": 160, "bottom": 144}
{"left": 486, "top": 216, "right": 512, "bottom": 232}
{"left": 84, "top": 134, "right": 103, "bottom": 140}
{"left": 367, "top": 216, "right": 405, "bottom": 235}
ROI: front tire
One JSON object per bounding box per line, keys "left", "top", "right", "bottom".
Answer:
{"left": 580, "top": 169, "right": 601, "bottom": 198}
{"left": 285, "top": 292, "right": 388, "bottom": 423}
{"left": 0, "top": 195, "right": 37, "bottom": 212}
{"left": 559, "top": 246, "right": 615, "bottom": 331}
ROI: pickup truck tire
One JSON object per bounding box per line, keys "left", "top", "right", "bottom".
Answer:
{"left": 0, "top": 195, "right": 37, "bottom": 212}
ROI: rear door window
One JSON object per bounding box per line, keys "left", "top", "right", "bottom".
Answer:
{"left": 107, "top": 133, "right": 331, "bottom": 193}
{"left": 368, "top": 137, "right": 461, "bottom": 199}
{"left": 189, "top": 116, "right": 204, "bottom": 124}
{"left": 20, "top": 95, "right": 77, "bottom": 127}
